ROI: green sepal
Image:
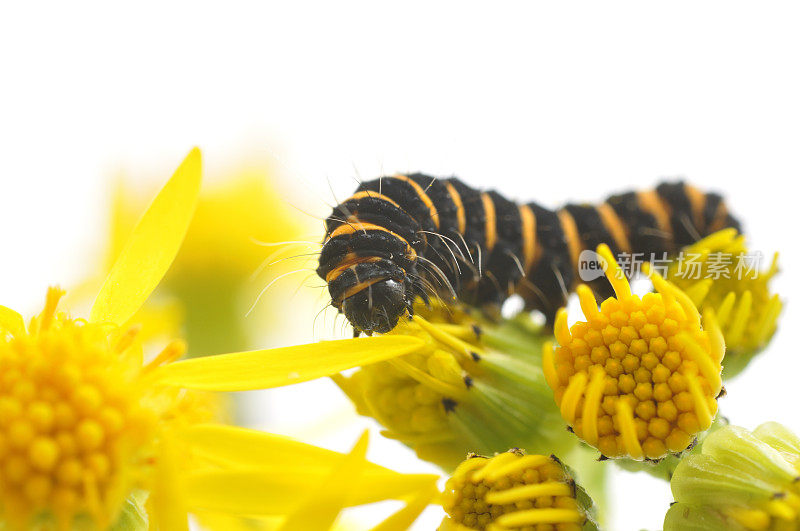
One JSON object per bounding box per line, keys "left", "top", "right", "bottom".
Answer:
{"left": 664, "top": 503, "right": 746, "bottom": 531}
{"left": 701, "top": 425, "right": 799, "bottom": 485}
{"left": 753, "top": 421, "right": 800, "bottom": 466}
{"left": 671, "top": 454, "right": 776, "bottom": 506}
{"left": 108, "top": 497, "right": 149, "bottom": 531}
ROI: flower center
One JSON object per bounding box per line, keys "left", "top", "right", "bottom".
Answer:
{"left": 0, "top": 289, "right": 166, "bottom": 528}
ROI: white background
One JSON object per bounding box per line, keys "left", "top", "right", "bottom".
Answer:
{"left": 1, "top": 2, "right": 799, "bottom": 529}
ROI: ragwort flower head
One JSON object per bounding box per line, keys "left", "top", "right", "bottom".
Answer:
{"left": 440, "top": 449, "right": 597, "bottom": 531}
{"left": 335, "top": 302, "right": 577, "bottom": 472}
{"left": 666, "top": 422, "right": 800, "bottom": 531}
{"left": 544, "top": 244, "right": 724, "bottom": 460}
{"left": 0, "top": 150, "right": 209, "bottom": 529}
{"left": 665, "top": 229, "right": 781, "bottom": 378}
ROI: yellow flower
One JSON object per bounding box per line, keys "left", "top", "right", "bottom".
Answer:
{"left": 0, "top": 287, "right": 190, "bottom": 529}
{"left": 104, "top": 162, "right": 310, "bottom": 356}
{"left": 665, "top": 229, "right": 782, "bottom": 378}
{"left": 0, "top": 148, "right": 203, "bottom": 529}
{"left": 439, "top": 449, "right": 598, "bottom": 531}
{"left": 666, "top": 422, "right": 800, "bottom": 530}
{"left": 332, "top": 302, "right": 577, "bottom": 472}
{"left": 543, "top": 244, "right": 724, "bottom": 460}
{"left": 0, "top": 148, "right": 433, "bottom": 529}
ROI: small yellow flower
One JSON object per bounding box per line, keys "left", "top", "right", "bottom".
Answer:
{"left": 440, "top": 449, "right": 597, "bottom": 531}
{"left": 544, "top": 244, "right": 724, "bottom": 460}
{"left": 666, "top": 422, "right": 800, "bottom": 531}
{"left": 665, "top": 229, "right": 782, "bottom": 377}
{"left": 333, "top": 302, "right": 577, "bottom": 472}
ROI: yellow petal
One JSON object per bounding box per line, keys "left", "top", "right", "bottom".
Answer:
{"left": 152, "top": 432, "right": 189, "bottom": 531}
{"left": 193, "top": 512, "right": 279, "bottom": 531}
{"left": 90, "top": 148, "right": 202, "bottom": 325}
{"left": 0, "top": 305, "right": 25, "bottom": 337}
{"left": 185, "top": 468, "right": 436, "bottom": 514}
{"left": 154, "top": 336, "right": 425, "bottom": 391}
{"left": 276, "top": 431, "right": 369, "bottom": 531}
{"left": 182, "top": 427, "right": 437, "bottom": 516}
{"left": 178, "top": 424, "right": 355, "bottom": 469}
{"left": 370, "top": 486, "right": 438, "bottom": 531}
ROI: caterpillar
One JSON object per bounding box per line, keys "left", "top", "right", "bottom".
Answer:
{"left": 316, "top": 175, "right": 740, "bottom": 335}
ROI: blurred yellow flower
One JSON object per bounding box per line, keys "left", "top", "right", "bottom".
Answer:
{"left": 665, "top": 229, "right": 781, "bottom": 378}
{"left": 333, "top": 302, "right": 575, "bottom": 472}
{"left": 105, "top": 161, "right": 311, "bottom": 357}
{"left": 544, "top": 244, "right": 724, "bottom": 460}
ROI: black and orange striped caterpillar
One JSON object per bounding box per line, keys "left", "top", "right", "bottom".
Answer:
{"left": 316, "top": 175, "right": 740, "bottom": 335}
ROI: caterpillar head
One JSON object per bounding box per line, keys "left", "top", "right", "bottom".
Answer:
{"left": 317, "top": 200, "right": 424, "bottom": 334}
{"left": 321, "top": 256, "right": 422, "bottom": 335}
{"left": 340, "top": 278, "right": 410, "bottom": 334}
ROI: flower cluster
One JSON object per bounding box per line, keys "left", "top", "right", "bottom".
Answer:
{"left": 1, "top": 146, "right": 791, "bottom": 530}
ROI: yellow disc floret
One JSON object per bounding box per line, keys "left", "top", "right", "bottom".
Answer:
{"left": 440, "top": 449, "right": 590, "bottom": 531}
{"left": 543, "top": 244, "right": 724, "bottom": 460}
{"left": 0, "top": 288, "right": 209, "bottom": 529}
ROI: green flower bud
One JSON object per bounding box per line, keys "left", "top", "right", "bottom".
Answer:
{"left": 666, "top": 422, "right": 800, "bottom": 530}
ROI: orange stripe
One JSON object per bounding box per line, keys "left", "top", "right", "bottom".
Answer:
{"left": 519, "top": 204, "right": 537, "bottom": 271}
{"left": 346, "top": 190, "right": 401, "bottom": 208}
{"left": 340, "top": 278, "right": 383, "bottom": 301}
{"left": 445, "top": 181, "right": 466, "bottom": 234}
{"left": 325, "top": 255, "right": 383, "bottom": 283}
{"left": 683, "top": 184, "right": 707, "bottom": 233}
{"left": 637, "top": 190, "right": 672, "bottom": 237}
{"left": 327, "top": 222, "right": 416, "bottom": 259}
{"left": 709, "top": 202, "right": 730, "bottom": 232}
{"left": 558, "top": 209, "right": 581, "bottom": 270}
{"left": 481, "top": 193, "right": 497, "bottom": 252}
{"left": 597, "top": 203, "right": 632, "bottom": 253}
{"left": 330, "top": 221, "right": 390, "bottom": 238}
{"left": 395, "top": 174, "right": 440, "bottom": 230}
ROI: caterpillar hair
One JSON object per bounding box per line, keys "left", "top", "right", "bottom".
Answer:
{"left": 316, "top": 175, "right": 741, "bottom": 335}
